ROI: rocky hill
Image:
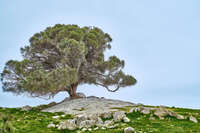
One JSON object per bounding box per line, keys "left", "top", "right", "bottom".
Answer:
{"left": 0, "top": 96, "right": 200, "bottom": 133}
{"left": 42, "top": 96, "right": 135, "bottom": 115}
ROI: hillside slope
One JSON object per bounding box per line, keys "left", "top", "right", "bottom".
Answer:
{"left": 0, "top": 97, "right": 200, "bottom": 133}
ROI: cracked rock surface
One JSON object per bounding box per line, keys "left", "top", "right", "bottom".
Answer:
{"left": 43, "top": 97, "right": 135, "bottom": 115}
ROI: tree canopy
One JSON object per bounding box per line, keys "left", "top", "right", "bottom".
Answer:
{"left": 1, "top": 24, "right": 137, "bottom": 99}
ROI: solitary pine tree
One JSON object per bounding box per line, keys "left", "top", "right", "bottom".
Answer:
{"left": 1, "top": 24, "right": 136, "bottom": 99}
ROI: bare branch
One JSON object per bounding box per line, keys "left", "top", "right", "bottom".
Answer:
{"left": 94, "top": 82, "right": 120, "bottom": 92}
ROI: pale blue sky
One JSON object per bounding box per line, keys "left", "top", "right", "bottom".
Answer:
{"left": 0, "top": 0, "right": 200, "bottom": 108}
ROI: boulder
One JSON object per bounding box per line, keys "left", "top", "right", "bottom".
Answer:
{"left": 76, "top": 114, "right": 88, "bottom": 126}
{"left": 78, "top": 120, "right": 96, "bottom": 128}
{"left": 189, "top": 116, "right": 198, "bottom": 123}
{"left": 101, "top": 112, "right": 112, "bottom": 119}
{"left": 95, "top": 117, "right": 104, "bottom": 127}
{"left": 21, "top": 105, "right": 32, "bottom": 111}
{"left": 124, "top": 127, "right": 135, "bottom": 133}
{"left": 140, "top": 107, "right": 151, "bottom": 114}
{"left": 113, "top": 111, "right": 126, "bottom": 122}
{"left": 78, "top": 121, "right": 87, "bottom": 129}
{"left": 154, "top": 108, "right": 169, "bottom": 118}
{"left": 87, "top": 113, "right": 99, "bottom": 121}
{"left": 58, "top": 119, "right": 77, "bottom": 130}
{"left": 104, "top": 120, "right": 114, "bottom": 127}
{"left": 176, "top": 114, "right": 185, "bottom": 120}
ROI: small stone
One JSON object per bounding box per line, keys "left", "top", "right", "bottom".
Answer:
{"left": 52, "top": 116, "right": 60, "bottom": 119}
{"left": 107, "top": 125, "right": 117, "bottom": 129}
{"left": 61, "top": 114, "right": 65, "bottom": 117}
{"left": 82, "top": 128, "right": 87, "bottom": 131}
{"left": 94, "top": 127, "right": 99, "bottom": 130}
{"left": 124, "top": 127, "right": 135, "bottom": 133}
{"left": 123, "top": 117, "right": 130, "bottom": 123}
{"left": 149, "top": 116, "right": 155, "bottom": 120}
{"left": 47, "top": 123, "right": 56, "bottom": 128}
{"left": 159, "top": 116, "right": 164, "bottom": 120}
{"left": 77, "top": 131, "right": 82, "bottom": 133}
{"left": 101, "top": 127, "right": 106, "bottom": 130}
{"left": 190, "top": 116, "right": 198, "bottom": 123}
{"left": 113, "top": 111, "right": 126, "bottom": 122}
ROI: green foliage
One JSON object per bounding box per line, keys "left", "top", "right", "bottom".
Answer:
{"left": 1, "top": 24, "right": 137, "bottom": 98}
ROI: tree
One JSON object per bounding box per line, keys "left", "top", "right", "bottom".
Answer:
{"left": 1, "top": 24, "right": 137, "bottom": 99}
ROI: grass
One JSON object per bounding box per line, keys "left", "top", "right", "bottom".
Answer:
{"left": 0, "top": 106, "right": 200, "bottom": 133}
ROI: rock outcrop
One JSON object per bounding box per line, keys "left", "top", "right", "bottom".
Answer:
{"left": 43, "top": 97, "right": 135, "bottom": 115}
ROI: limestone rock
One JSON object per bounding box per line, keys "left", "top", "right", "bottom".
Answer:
{"left": 154, "top": 108, "right": 169, "bottom": 117}
{"left": 129, "top": 108, "right": 135, "bottom": 113}
{"left": 82, "top": 128, "right": 87, "bottom": 131}
{"left": 58, "top": 119, "right": 77, "bottom": 130}
{"left": 176, "top": 114, "right": 185, "bottom": 120}
{"left": 101, "top": 112, "right": 112, "bottom": 119}
{"left": 94, "top": 127, "right": 99, "bottom": 130}
{"left": 76, "top": 115, "right": 88, "bottom": 126}
{"left": 123, "top": 117, "right": 130, "bottom": 123}
{"left": 87, "top": 113, "right": 99, "bottom": 121}
{"left": 42, "top": 97, "right": 135, "bottom": 115}
{"left": 47, "top": 123, "right": 55, "bottom": 128}
{"left": 101, "top": 127, "right": 106, "bottom": 130}
{"left": 96, "top": 117, "right": 104, "bottom": 127}
{"left": 149, "top": 116, "right": 155, "bottom": 120}
{"left": 52, "top": 116, "right": 60, "bottom": 119}
{"left": 190, "top": 116, "right": 198, "bottom": 123}
{"left": 77, "top": 92, "right": 86, "bottom": 98}
{"left": 104, "top": 120, "right": 114, "bottom": 127}
{"left": 140, "top": 107, "right": 151, "bottom": 114}
{"left": 21, "top": 105, "right": 32, "bottom": 111}
{"left": 113, "top": 111, "right": 126, "bottom": 122}
{"left": 124, "top": 127, "right": 135, "bottom": 133}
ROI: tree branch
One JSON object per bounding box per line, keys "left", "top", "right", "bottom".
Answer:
{"left": 94, "top": 82, "right": 120, "bottom": 92}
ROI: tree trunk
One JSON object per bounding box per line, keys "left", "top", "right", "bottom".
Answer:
{"left": 69, "top": 83, "right": 79, "bottom": 99}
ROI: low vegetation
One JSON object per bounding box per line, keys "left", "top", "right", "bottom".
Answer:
{"left": 0, "top": 105, "right": 200, "bottom": 133}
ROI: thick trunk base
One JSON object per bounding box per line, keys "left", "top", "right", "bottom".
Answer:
{"left": 69, "top": 83, "right": 80, "bottom": 99}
